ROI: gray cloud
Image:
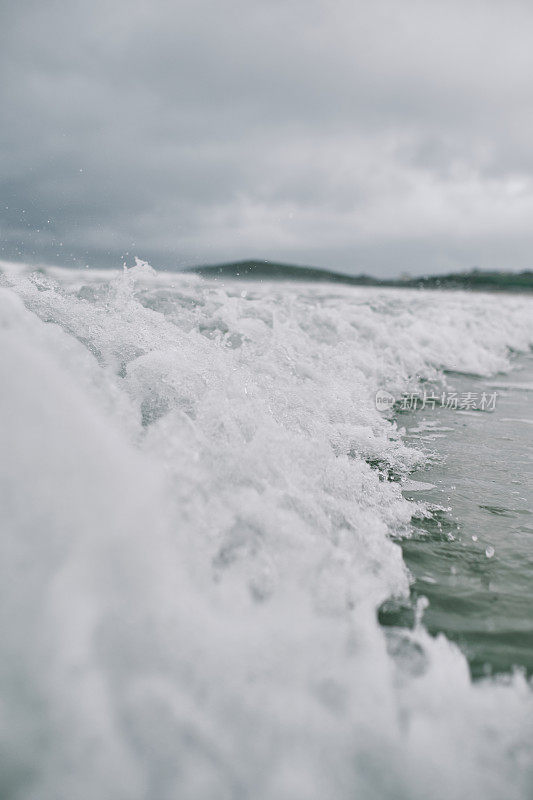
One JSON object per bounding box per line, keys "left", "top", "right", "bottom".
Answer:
{"left": 2, "top": 0, "right": 533, "bottom": 276}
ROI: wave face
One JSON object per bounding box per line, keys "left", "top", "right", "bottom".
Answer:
{"left": 1, "top": 259, "right": 533, "bottom": 800}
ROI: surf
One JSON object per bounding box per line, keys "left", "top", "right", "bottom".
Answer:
{"left": 1, "top": 259, "right": 532, "bottom": 799}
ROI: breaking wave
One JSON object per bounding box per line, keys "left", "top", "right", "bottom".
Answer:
{"left": 1, "top": 258, "right": 532, "bottom": 800}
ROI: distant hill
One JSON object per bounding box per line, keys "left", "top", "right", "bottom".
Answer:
{"left": 187, "top": 260, "right": 533, "bottom": 292}
{"left": 188, "top": 260, "right": 378, "bottom": 285}
{"left": 398, "top": 269, "right": 533, "bottom": 291}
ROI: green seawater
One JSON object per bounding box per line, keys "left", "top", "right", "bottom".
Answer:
{"left": 380, "top": 353, "right": 533, "bottom": 679}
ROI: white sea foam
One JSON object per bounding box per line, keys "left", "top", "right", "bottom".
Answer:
{"left": 1, "top": 259, "right": 533, "bottom": 799}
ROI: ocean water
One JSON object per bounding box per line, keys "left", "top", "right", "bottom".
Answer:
{"left": 1, "top": 258, "right": 532, "bottom": 800}
{"left": 380, "top": 354, "right": 533, "bottom": 679}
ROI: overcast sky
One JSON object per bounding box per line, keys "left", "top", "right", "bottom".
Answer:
{"left": 2, "top": 0, "right": 533, "bottom": 276}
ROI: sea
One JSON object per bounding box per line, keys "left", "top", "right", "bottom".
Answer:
{"left": 0, "top": 258, "right": 532, "bottom": 800}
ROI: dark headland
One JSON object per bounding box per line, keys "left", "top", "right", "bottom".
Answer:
{"left": 187, "top": 260, "right": 533, "bottom": 292}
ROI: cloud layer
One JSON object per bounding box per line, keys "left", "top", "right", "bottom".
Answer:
{"left": 2, "top": 0, "right": 533, "bottom": 275}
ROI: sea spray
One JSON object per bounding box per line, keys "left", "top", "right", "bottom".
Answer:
{"left": 1, "top": 260, "right": 532, "bottom": 799}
